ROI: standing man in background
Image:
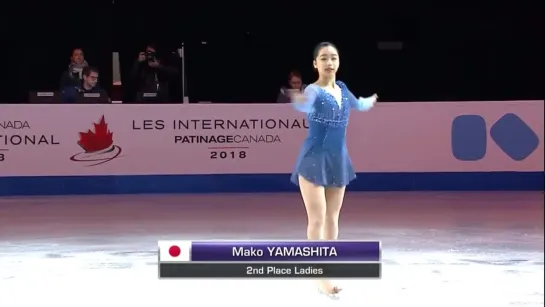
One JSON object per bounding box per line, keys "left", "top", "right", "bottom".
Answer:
{"left": 60, "top": 48, "right": 89, "bottom": 89}
{"left": 132, "top": 44, "right": 178, "bottom": 102}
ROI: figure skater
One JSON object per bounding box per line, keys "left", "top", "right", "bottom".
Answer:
{"left": 288, "top": 42, "right": 378, "bottom": 299}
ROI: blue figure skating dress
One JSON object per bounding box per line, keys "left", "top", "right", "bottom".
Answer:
{"left": 291, "top": 81, "right": 375, "bottom": 187}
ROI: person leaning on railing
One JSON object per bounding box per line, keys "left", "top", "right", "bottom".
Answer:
{"left": 276, "top": 70, "right": 307, "bottom": 103}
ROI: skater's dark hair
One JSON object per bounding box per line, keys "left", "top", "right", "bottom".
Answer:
{"left": 313, "top": 42, "right": 338, "bottom": 59}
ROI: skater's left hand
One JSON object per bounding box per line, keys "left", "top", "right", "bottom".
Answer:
{"left": 370, "top": 94, "right": 379, "bottom": 105}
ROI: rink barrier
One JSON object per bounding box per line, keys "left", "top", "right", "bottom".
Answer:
{"left": 0, "top": 101, "right": 543, "bottom": 196}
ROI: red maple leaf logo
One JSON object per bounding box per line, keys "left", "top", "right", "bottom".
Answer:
{"left": 77, "top": 116, "right": 114, "bottom": 153}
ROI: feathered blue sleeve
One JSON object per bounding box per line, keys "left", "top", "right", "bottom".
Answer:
{"left": 291, "top": 85, "right": 319, "bottom": 113}
{"left": 343, "top": 82, "right": 375, "bottom": 112}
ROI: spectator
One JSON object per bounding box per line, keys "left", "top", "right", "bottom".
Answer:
{"left": 61, "top": 66, "right": 108, "bottom": 103}
{"left": 60, "top": 48, "right": 88, "bottom": 89}
{"left": 131, "top": 44, "right": 178, "bottom": 102}
{"left": 276, "top": 70, "right": 307, "bottom": 103}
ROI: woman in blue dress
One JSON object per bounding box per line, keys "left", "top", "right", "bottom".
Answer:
{"left": 289, "top": 42, "right": 378, "bottom": 298}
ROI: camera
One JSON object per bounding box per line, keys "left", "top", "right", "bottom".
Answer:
{"left": 146, "top": 51, "right": 156, "bottom": 62}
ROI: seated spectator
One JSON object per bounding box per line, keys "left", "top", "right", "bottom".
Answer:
{"left": 60, "top": 48, "right": 88, "bottom": 89}
{"left": 276, "top": 70, "right": 307, "bottom": 103}
{"left": 132, "top": 43, "right": 178, "bottom": 102}
{"left": 61, "top": 66, "right": 108, "bottom": 103}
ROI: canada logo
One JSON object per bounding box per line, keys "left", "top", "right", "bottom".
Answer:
{"left": 70, "top": 115, "right": 122, "bottom": 166}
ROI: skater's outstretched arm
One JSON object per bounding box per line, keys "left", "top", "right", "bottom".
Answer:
{"left": 347, "top": 90, "right": 378, "bottom": 112}
{"left": 290, "top": 84, "right": 319, "bottom": 113}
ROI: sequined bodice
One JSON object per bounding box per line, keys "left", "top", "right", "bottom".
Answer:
{"left": 306, "top": 82, "right": 350, "bottom": 129}
{"left": 302, "top": 82, "right": 351, "bottom": 150}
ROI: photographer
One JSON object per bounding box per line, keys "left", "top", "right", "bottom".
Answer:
{"left": 60, "top": 48, "right": 89, "bottom": 89}
{"left": 131, "top": 44, "right": 178, "bottom": 102}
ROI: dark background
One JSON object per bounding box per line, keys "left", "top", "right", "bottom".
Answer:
{"left": 2, "top": 0, "right": 543, "bottom": 103}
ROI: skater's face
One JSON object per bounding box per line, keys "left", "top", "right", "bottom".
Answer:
{"left": 314, "top": 45, "right": 339, "bottom": 78}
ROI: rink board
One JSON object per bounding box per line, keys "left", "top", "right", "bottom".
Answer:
{"left": 0, "top": 101, "right": 543, "bottom": 195}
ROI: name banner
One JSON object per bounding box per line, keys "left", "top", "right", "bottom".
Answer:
{"left": 198, "top": 240, "right": 379, "bottom": 262}
{"left": 159, "top": 262, "right": 381, "bottom": 278}
{"left": 158, "top": 240, "right": 380, "bottom": 262}
{"left": 0, "top": 101, "right": 543, "bottom": 177}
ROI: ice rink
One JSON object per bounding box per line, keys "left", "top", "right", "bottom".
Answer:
{"left": 0, "top": 192, "right": 543, "bottom": 306}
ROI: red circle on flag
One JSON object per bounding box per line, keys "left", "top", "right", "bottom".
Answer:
{"left": 169, "top": 245, "right": 181, "bottom": 257}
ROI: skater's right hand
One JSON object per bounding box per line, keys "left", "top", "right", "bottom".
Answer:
{"left": 286, "top": 89, "right": 306, "bottom": 103}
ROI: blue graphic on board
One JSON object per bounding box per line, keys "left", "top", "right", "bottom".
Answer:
{"left": 451, "top": 115, "right": 487, "bottom": 161}
{"left": 451, "top": 113, "right": 539, "bottom": 161}
{"left": 490, "top": 113, "right": 540, "bottom": 161}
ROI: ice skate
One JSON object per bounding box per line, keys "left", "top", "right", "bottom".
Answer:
{"left": 317, "top": 281, "right": 342, "bottom": 300}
